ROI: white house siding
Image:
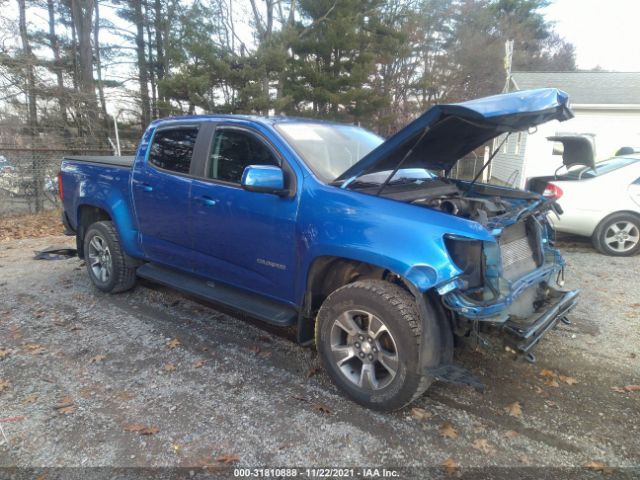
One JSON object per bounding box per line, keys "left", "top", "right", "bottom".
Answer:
{"left": 518, "top": 107, "right": 640, "bottom": 187}
{"left": 489, "top": 130, "right": 528, "bottom": 187}
{"left": 490, "top": 107, "right": 640, "bottom": 189}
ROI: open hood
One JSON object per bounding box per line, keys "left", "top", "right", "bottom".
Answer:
{"left": 547, "top": 134, "right": 596, "bottom": 170}
{"left": 337, "top": 88, "right": 573, "bottom": 184}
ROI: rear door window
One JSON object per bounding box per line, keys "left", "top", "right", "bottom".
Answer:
{"left": 149, "top": 126, "right": 200, "bottom": 174}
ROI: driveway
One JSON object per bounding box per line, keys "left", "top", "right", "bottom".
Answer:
{"left": 0, "top": 235, "right": 638, "bottom": 477}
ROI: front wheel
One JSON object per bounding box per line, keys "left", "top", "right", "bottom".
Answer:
{"left": 315, "top": 280, "right": 436, "bottom": 411}
{"left": 592, "top": 213, "right": 640, "bottom": 256}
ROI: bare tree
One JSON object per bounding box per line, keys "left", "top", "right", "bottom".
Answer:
{"left": 47, "top": 0, "right": 69, "bottom": 125}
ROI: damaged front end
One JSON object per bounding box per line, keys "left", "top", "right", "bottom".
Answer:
{"left": 437, "top": 191, "right": 579, "bottom": 359}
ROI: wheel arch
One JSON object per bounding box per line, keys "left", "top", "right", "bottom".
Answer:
{"left": 592, "top": 210, "right": 640, "bottom": 255}
{"left": 76, "top": 204, "right": 112, "bottom": 258}
{"left": 593, "top": 209, "right": 640, "bottom": 235}
{"left": 297, "top": 255, "right": 452, "bottom": 371}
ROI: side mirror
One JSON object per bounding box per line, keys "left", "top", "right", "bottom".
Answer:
{"left": 241, "top": 165, "right": 286, "bottom": 195}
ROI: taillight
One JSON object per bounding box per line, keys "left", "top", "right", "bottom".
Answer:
{"left": 543, "top": 182, "right": 563, "bottom": 200}
{"left": 57, "top": 171, "right": 64, "bottom": 200}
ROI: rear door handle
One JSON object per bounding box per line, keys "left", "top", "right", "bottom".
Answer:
{"left": 137, "top": 183, "right": 153, "bottom": 192}
{"left": 199, "top": 196, "right": 217, "bottom": 206}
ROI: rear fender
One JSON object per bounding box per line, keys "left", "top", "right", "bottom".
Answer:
{"left": 76, "top": 197, "right": 143, "bottom": 259}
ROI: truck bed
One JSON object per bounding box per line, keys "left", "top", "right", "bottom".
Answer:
{"left": 63, "top": 155, "right": 135, "bottom": 168}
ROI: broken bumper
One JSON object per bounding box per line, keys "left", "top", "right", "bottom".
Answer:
{"left": 503, "top": 288, "right": 579, "bottom": 353}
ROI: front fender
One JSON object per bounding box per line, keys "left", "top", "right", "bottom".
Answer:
{"left": 296, "top": 179, "right": 493, "bottom": 304}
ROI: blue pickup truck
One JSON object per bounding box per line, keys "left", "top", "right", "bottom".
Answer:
{"left": 59, "top": 88, "right": 579, "bottom": 410}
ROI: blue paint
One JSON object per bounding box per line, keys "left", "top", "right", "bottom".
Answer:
{"left": 60, "top": 88, "right": 574, "bottom": 323}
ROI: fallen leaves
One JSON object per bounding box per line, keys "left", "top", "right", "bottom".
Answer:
{"left": 611, "top": 385, "right": 640, "bottom": 393}
{"left": 166, "top": 338, "right": 181, "bottom": 349}
{"left": 163, "top": 363, "right": 176, "bottom": 372}
{"left": 539, "top": 369, "right": 578, "bottom": 387}
{"left": 312, "top": 403, "right": 332, "bottom": 415}
{"left": 0, "top": 210, "right": 63, "bottom": 241}
{"left": 410, "top": 407, "right": 433, "bottom": 421}
{"left": 23, "top": 394, "right": 38, "bottom": 404}
{"left": 216, "top": 453, "right": 240, "bottom": 464}
{"left": 471, "top": 438, "right": 495, "bottom": 455}
{"left": 504, "top": 430, "right": 519, "bottom": 439}
{"left": 586, "top": 461, "right": 611, "bottom": 473}
{"left": 559, "top": 375, "right": 578, "bottom": 385}
{"left": 193, "top": 359, "right": 207, "bottom": 369}
{"left": 23, "top": 343, "right": 46, "bottom": 355}
{"left": 124, "top": 424, "right": 160, "bottom": 435}
{"left": 0, "top": 349, "right": 10, "bottom": 359}
{"left": 89, "top": 354, "right": 106, "bottom": 364}
{"left": 439, "top": 421, "right": 458, "bottom": 439}
{"left": 54, "top": 396, "right": 76, "bottom": 415}
{"left": 504, "top": 401, "right": 522, "bottom": 418}
{"left": 0, "top": 379, "right": 9, "bottom": 392}
{"left": 539, "top": 368, "right": 556, "bottom": 378}
{"left": 441, "top": 457, "right": 459, "bottom": 476}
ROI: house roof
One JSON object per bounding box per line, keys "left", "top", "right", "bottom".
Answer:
{"left": 511, "top": 71, "right": 640, "bottom": 105}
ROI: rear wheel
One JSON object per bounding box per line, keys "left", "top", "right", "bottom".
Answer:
{"left": 315, "top": 280, "right": 436, "bottom": 411}
{"left": 84, "top": 221, "right": 137, "bottom": 292}
{"left": 592, "top": 213, "right": 640, "bottom": 256}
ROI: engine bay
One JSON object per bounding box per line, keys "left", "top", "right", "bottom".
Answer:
{"left": 373, "top": 177, "right": 537, "bottom": 225}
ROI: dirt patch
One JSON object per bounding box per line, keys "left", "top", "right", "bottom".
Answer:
{"left": 0, "top": 236, "right": 639, "bottom": 474}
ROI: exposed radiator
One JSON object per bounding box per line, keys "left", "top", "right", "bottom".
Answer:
{"left": 499, "top": 222, "right": 538, "bottom": 281}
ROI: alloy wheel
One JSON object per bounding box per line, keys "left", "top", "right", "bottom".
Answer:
{"left": 604, "top": 221, "right": 640, "bottom": 253}
{"left": 329, "top": 309, "right": 399, "bottom": 391}
{"left": 87, "top": 234, "right": 113, "bottom": 283}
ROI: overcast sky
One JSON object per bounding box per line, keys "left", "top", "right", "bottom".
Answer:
{"left": 544, "top": 0, "right": 640, "bottom": 71}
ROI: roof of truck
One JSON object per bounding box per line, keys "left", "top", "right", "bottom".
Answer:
{"left": 150, "top": 114, "right": 341, "bottom": 127}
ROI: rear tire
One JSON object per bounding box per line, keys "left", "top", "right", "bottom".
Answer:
{"left": 592, "top": 213, "right": 640, "bottom": 256}
{"left": 84, "top": 221, "right": 137, "bottom": 293}
{"left": 315, "top": 280, "right": 437, "bottom": 411}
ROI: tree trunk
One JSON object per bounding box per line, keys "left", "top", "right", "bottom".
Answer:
{"left": 71, "top": 0, "right": 99, "bottom": 137}
{"left": 154, "top": 0, "right": 166, "bottom": 116}
{"left": 94, "top": 0, "right": 109, "bottom": 134}
{"left": 144, "top": 0, "right": 157, "bottom": 119}
{"left": 131, "top": 0, "right": 151, "bottom": 127}
{"left": 17, "top": 0, "right": 43, "bottom": 212}
{"left": 47, "top": 0, "right": 68, "bottom": 125}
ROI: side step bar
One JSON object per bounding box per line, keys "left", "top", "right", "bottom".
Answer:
{"left": 136, "top": 263, "right": 297, "bottom": 327}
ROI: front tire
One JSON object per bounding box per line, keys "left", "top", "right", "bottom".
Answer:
{"left": 84, "top": 221, "right": 137, "bottom": 293}
{"left": 592, "top": 213, "right": 640, "bottom": 256}
{"left": 315, "top": 280, "right": 436, "bottom": 411}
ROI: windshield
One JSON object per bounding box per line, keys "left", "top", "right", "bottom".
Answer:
{"left": 559, "top": 156, "right": 640, "bottom": 179}
{"left": 275, "top": 123, "right": 384, "bottom": 182}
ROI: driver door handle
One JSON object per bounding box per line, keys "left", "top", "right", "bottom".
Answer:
{"left": 199, "top": 195, "right": 217, "bottom": 206}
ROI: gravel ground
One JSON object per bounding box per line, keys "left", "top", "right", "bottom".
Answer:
{"left": 0, "top": 235, "right": 639, "bottom": 478}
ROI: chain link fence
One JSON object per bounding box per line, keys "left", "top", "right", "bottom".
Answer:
{"left": 0, "top": 122, "right": 138, "bottom": 218}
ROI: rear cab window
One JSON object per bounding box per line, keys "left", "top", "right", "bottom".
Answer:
{"left": 148, "top": 126, "right": 200, "bottom": 174}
